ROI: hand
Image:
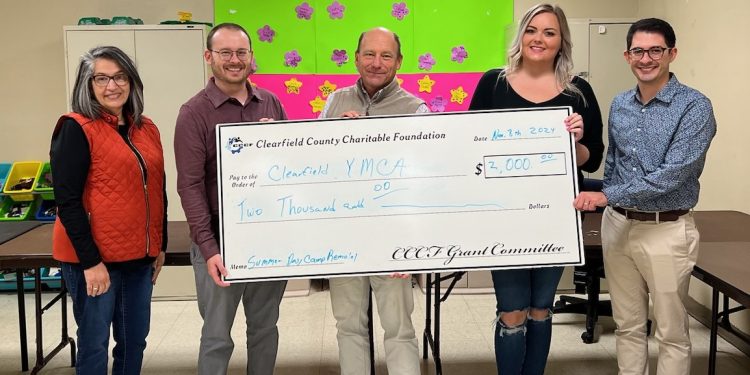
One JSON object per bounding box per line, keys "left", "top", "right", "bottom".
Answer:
{"left": 390, "top": 273, "right": 411, "bottom": 279}
{"left": 259, "top": 118, "right": 274, "bottom": 122}
{"left": 206, "top": 254, "right": 230, "bottom": 287}
{"left": 152, "top": 251, "right": 166, "bottom": 285}
{"left": 564, "top": 113, "right": 584, "bottom": 142}
{"left": 84, "top": 262, "right": 110, "bottom": 297}
{"left": 573, "top": 191, "right": 608, "bottom": 211}
{"left": 340, "top": 111, "right": 360, "bottom": 118}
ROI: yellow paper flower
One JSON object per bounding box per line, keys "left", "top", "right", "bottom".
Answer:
{"left": 450, "top": 86, "right": 468, "bottom": 104}
{"left": 417, "top": 75, "right": 435, "bottom": 93}
{"left": 284, "top": 77, "right": 303, "bottom": 94}
{"left": 319, "top": 80, "right": 337, "bottom": 98}
{"left": 396, "top": 77, "right": 404, "bottom": 86}
{"left": 309, "top": 96, "right": 326, "bottom": 113}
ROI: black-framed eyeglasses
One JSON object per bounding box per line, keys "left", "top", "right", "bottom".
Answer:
{"left": 627, "top": 46, "right": 672, "bottom": 60}
{"left": 209, "top": 49, "right": 252, "bottom": 61}
{"left": 92, "top": 73, "right": 129, "bottom": 87}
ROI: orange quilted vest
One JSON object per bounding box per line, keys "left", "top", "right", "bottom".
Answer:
{"left": 52, "top": 112, "right": 165, "bottom": 263}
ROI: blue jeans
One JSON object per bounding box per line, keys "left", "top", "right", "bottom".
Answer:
{"left": 62, "top": 261, "right": 154, "bottom": 375}
{"left": 492, "top": 267, "right": 563, "bottom": 375}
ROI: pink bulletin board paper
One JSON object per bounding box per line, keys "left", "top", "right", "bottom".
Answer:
{"left": 250, "top": 72, "right": 484, "bottom": 120}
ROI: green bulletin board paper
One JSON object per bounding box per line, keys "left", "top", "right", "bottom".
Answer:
{"left": 412, "top": 0, "right": 511, "bottom": 73}
{"left": 314, "top": 0, "right": 414, "bottom": 74}
{"left": 215, "top": 1, "right": 317, "bottom": 73}
{"left": 215, "top": 0, "right": 512, "bottom": 74}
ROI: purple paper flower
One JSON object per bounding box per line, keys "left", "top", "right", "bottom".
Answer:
{"left": 284, "top": 50, "right": 302, "bottom": 67}
{"left": 391, "top": 2, "right": 409, "bottom": 20}
{"left": 451, "top": 45, "right": 468, "bottom": 63}
{"left": 418, "top": 53, "right": 436, "bottom": 70}
{"left": 331, "top": 49, "right": 348, "bottom": 66}
{"left": 430, "top": 96, "right": 447, "bottom": 112}
{"left": 295, "top": 2, "right": 314, "bottom": 20}
{"left": 257, "top": 25, "right": 275, "bottom": 43}
{"left": 327, "top": 1, "right": 345, "bottom": 19}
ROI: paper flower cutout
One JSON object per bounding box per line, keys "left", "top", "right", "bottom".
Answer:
{"left": 257, "top": 25, "right": 275, "bottom": 43}
{"left": 417, "top": 75, "right": 435, "bottom": 93}
{"left": 285, "top": 78, "right": 303, "bottom": 94}
{"left": 327, "top": 1, "right": 345, "bottom": 19}
{"left": 396, "top": 77, "right": 403, "bottom": 86}
{"left": 430, "top": 96, "right": 447, "bottom": 112}
{"left": 319, "top": 80, "right": 337, "bottom": 98}
{"left": 331, "top": 49, "right": 348, "bottom": 66}
{"left": 450, "top": 86, "right": 468, "bottom": 104}
{"left": 418, "top": 53, "right": 436, "bottom": 70}
{"left": 310, "top": 96, "right": 326, "bottom": 113}
{"left": 284, "top": 50, "right": 302, "bottom": 67}
{"left": 295, "top": 2, "right": 314, "bottom": 20}
{"left": 451, "top": 45, "right": 468, "bottom": 63}
{"left": 391, "top": 2, "right": 409, "bottom": 20}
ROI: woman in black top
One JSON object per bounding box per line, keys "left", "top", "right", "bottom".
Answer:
{"left": 468, "top": 4, "right": 604, "bottom": 375}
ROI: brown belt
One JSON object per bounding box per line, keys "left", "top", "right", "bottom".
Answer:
{"left": 612, "top": 207, "right": 689, "bottom": 222}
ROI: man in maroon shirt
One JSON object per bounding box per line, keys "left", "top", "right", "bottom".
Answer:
{"left": 174, "top": 23, "right": 288, "bottom": 375}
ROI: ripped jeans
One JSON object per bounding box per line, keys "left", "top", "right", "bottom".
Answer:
{"left": 491, "top": 267, "right": 563, "bottom": 375}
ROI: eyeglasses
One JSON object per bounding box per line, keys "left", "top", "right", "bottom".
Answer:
{"left": 92, "top": 73, "right": 129, "bottom": 87}
{"left": 210, "top": 49, "right": 252, "bottom": 61}
{"left": 627, "top": 46, "right": 672, "bottom": 61}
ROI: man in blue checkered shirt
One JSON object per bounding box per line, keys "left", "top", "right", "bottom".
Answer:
{"left": 574, "top": 18, "right": 716, "bottom": 375}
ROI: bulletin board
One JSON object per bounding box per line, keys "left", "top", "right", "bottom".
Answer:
{"left": 214, "top": 0, "right": 513, "bottom": 118}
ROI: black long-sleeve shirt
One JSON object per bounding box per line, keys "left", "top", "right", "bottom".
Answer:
{"left": 50, "top": 118, "right": 168, "bottom": 269}
{"left": 469, "top": 68, "right": 605, "bottom": 185}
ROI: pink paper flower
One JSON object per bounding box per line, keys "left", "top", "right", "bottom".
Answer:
{"left": 451, "top": 45, "right": 468, "bottom": 63}
{"left": 327, "top": 1, "right": 345, "bottom": 19}
{"left": 391, "top": 2, "right": 409, "bottom": 20}
{"left": 430, "top": 96, "right": 447, "bottom": 112}
{"left": 295, "top": 2, "right": 314, "bottom": 20}
{"left": 284, "top": 50, "right": 302, "bottom": 67}
{"left": 418, "top": 53, "right": 436, "bottom": 70}
{"left": 257, "top": 25, "right": 275, "bottom": 43}
{"left": 331, "top": 49, "right": 348, "bottom": 66}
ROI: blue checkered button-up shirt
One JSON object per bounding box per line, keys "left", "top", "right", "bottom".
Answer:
{"left": 602, "top": 74, "right": 716, "bottom": 211}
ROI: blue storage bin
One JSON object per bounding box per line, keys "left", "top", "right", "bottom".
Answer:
{"left": 35, "top": 199, "right": 57, "bottom": 221}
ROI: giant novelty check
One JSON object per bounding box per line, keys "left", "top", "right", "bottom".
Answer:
{"left": 216, "top": 108, "right": 583, "bottom": 282}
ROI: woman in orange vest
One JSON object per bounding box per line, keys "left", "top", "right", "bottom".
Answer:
{"left": 50, "top": 45, "right": 167, "bottom": 375}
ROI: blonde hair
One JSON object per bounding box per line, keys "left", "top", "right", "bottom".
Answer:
{"left": 502, "top": 3, "right": 585, "bottom": 103}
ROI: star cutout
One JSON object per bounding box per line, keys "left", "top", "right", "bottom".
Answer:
{"left": 417, "top": 75, "right": 435, "bottom": 93}
{"left": 309, "top": 96, "right": 326, "bottom": 113}
{"left": 450, "top": 86, "right": 468, "bottom": 104}
{"left": 284, "top": 77, "right": 303, "bottom": 94}
{"left": 396, "top": 77, "right": 403, "bottom": 86}
{"left": 319, "top": 80, "right": 337, "bottom": 98}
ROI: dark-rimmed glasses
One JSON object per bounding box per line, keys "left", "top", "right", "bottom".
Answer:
{"left": 209, "top": 49, "right": 252, "bottom": 61}
{"left": 92, "top": 73, "right": 129, "bottom": 87}
{"left": 627, "top": 46, "right": 672, "bottom": 61}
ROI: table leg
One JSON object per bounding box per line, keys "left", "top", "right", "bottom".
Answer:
{"left": 32, "top": 267, "right": 44, "bottom": 373}
{"left": 16, "top": 270, "right": 29, "bottom": 371}
{"left": 423, "top": 273, "right": 432, "bottom": 360}
{"left": 708, "top": 288, "right": 719, "bottom": 375}
{"left": 434, "top": 272, "right": 442, "bottom": 375}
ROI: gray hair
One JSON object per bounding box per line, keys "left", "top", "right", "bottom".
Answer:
{"left": 502, "top": 3, "right": 585, "bottom": 104}
{"left": 70, "top": 46, "right": 145, "bottom": 126}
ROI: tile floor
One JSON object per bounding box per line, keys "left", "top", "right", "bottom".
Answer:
{"left": 0, "top": 281, "right": 748, "bottom": 374}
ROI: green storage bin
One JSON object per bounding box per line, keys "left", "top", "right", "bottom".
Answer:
{"left": 3, "top": 161, "right": 42, "bottom": 202}
{"left": 0, "top": 196, "right": 36, "bottom": 221}
{"left": 34, "top": 162, "right": 54, "bottom": 200}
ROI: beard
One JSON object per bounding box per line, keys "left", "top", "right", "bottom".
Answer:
{"left": 211, "top": 61, "right": 249, "bottom": 84}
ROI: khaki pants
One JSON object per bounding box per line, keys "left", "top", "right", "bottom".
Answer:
{"left": 602, "top": 207, "right": 699, "bottom": 375}
{"left": 330, "top": 276, "right": 420, "bottom": 375}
